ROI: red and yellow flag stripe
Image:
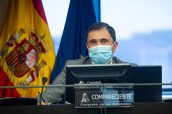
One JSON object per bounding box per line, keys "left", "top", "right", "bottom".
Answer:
{"left": 0, "top": 0, "right": 55, "bottom": 98}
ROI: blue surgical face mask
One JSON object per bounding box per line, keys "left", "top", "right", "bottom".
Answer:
{"left": 88, "top": 45, "right": 113, "bottom": 64}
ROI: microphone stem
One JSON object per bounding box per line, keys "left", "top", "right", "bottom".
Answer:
{"left": 39, "top": 77, "right": 47, "bottom": 105}
{"left": 39, "top": 86, "right": 44, "bottom": 105}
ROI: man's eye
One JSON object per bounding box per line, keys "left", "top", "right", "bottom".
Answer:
{"left": 101, "top": 40, "right": 108, "bottom": 43}
{"left": 90, "top": 41, "right": 97, "bottom": 45}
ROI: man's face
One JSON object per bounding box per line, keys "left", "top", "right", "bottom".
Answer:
{"left": 86, "top": 27, "right": 118, "bottom": 53}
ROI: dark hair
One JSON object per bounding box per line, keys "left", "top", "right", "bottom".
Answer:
{"left": 86, "top": 22, "right": 116, "bottom": 42}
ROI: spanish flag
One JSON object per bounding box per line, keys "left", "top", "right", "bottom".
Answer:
{"left": 0, "top": 0, "right": 55, "bottom": 98}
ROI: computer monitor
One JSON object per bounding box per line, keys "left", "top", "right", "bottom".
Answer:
{"left": 131, "top": 66, "right": 162, "bottom": 102}
{"left": 65, "top": 64, "right": 162, "bottom": 104}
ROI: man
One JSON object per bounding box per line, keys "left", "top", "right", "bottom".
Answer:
{"left": 38, "top": 22, "right": 128, "bottom": 105}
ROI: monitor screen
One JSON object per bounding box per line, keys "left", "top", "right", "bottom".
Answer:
{"left": 131, "top": 66, "right": 162, "bottom": 102}
{"left": 65, "top": 64, "right": 162, "bottom": 104}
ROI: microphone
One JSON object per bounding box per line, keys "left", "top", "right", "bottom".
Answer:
{"left": 39, "top": 77, "right": 48, "bottom": 105}
{"left": 42, "top": 77, "right": 48, "bottom": 86}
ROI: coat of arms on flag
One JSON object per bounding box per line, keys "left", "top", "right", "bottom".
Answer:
{"left": 4, "top": 28, "right": 48, "bottom": 86}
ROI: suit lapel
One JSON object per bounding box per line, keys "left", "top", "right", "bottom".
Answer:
{"left": 83, "top": 56, "right": 92, "bottom": 64}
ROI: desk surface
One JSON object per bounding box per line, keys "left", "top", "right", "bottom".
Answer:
{"left": 0, "top": 102, "right": 172, "bottom": 114}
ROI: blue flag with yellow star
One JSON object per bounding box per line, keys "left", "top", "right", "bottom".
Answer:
{"left": 51, "top": 0, "right": 100, "bottom": 81}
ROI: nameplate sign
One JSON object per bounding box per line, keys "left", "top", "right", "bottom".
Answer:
{"left": 75, "top": 85, "right": 134, "bottom": 108}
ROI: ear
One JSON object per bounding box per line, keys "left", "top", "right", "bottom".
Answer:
{"left": 86, "top": 43, "right": 90, "bottom": 52}
{"left": 112, "top": 41, "right": 118, "bottom": 53}
{"left": 86, "top": 43, "right": 88, "bottom": 49}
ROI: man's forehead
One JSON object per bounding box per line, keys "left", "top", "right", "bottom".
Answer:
{"left": 87, "top": 28, "right": 112, "bottom": 40}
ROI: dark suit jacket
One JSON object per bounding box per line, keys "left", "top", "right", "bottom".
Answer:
{"left": 40, "top": 56, "right": 128, "bottom": 103}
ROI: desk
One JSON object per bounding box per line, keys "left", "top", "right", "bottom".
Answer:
{"left": 0, "top": 102, "right": 172, "bottom": 114}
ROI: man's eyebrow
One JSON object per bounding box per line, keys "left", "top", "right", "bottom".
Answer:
{"left": 88, "top": 39, "right": 96, "bottom": 42}
{"left": 100, "top": 38, "right": 109, "bottom": 40}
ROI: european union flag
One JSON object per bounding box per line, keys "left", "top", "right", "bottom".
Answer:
{"left": 51, "top": 0, "right": 100, "bottom": 81}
